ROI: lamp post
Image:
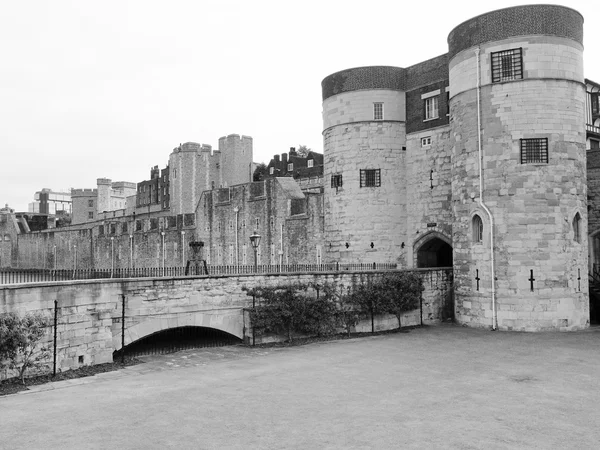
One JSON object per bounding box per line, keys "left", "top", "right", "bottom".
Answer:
{"left": 161, "top": 231, "right": 166, "bottom": 277}
{"left": 110, "top": 237, "right": 115, "bottom": 278}
{"left": 249, "top": 231, "right": 261, "bottom": 273}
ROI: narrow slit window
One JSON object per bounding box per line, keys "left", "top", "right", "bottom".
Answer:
{"left": 472, "top": 215, "right": 483, "bottom": 243}
{"left": 573, "top": 213, "right": 581, "bottom": 243}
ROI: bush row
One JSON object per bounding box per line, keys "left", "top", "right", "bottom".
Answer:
{"left": 245, "top": 272, "right": 423, "bottom": 342}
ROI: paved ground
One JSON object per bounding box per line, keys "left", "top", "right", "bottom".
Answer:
{"left": 1, "top": 324, "right": 600, "bottom": 449}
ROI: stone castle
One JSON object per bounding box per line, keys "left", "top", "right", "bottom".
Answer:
{"left": 2, "top": 4, "right": 600, "bottom": 331}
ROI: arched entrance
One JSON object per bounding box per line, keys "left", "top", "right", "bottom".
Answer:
{"left": 414, "top": 232, "right": 453, "bottom": 268}
{"left": 114, "top": 326, "right": 242, "bottom": 358}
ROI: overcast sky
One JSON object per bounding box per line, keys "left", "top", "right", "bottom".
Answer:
{"left": 1, "top": 0, "right": 599, "bottom": 212}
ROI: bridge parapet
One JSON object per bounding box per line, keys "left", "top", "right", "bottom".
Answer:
{"left": 0, "top": 268, "right": 452, "bottom": 378}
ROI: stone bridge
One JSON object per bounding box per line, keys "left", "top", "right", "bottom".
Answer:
{"left": 0, "top": 269, "right": 452, "bottom": 375}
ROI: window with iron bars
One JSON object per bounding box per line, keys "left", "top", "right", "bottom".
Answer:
{"left": 520, "top": 138, "right": 548, "bottom": 164}
{"left": 331, "top": 174, "right": 343, "bottom": 188}
{"left": 491, "top": 48, "right": 523, "bottom": 83}
{"left": 360, "top": 169, "right": 381, "bottom": 187}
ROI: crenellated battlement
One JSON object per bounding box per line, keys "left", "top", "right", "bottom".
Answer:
{"left": 71, "top": 189, "right": 97, "bottom": 197}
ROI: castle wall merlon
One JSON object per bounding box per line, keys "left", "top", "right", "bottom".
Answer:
{"left": 71, "top": 189, "right": 97, "bottom": 197}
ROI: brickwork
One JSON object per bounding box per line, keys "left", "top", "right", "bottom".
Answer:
{"left": 405, "top": 80, "right": 449, "bottom": 134}
{"left": 322, "top": 66, "right": 406, "bottom": 101}
{"left": 447, "top": 4, "right": 583, "bottom": 59}
{"left": 0, "top": 268, "right": 451, "bottom": 377}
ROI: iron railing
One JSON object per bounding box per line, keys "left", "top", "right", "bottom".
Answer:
{"left": 0, "top": 262, "right": 397, "bottom": 285}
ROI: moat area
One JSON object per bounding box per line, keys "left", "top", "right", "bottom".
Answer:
{"left": 2, "top": 324, "right": 600, "bottom": 449}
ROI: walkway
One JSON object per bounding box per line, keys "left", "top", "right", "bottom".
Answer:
{"left": 2, "top": 325, "right": 600, "bottom": 449}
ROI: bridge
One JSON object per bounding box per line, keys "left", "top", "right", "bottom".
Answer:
{"left": 0, "top": 268, "right": 452, "bottom": 375}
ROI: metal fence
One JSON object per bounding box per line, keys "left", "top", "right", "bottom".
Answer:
{"left": 0, "top": 262, "right": 397, "bottom": 285}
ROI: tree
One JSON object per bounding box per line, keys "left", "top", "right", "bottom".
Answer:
{"left": 0, "top": 312, "right": 51, "bottom": 384}
{"left": 253, "top": 163, "right": 268, "bottom": 181}
{"left": 380, "top": 272, "right": 423, "bottom": 328}
{"left": 353, "top": 277, "right": 389, "bottom": 333}
{"left": 296, "top": 145, "right": 310, "bottom": 158}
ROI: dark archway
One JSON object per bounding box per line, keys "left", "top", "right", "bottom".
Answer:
{"left": 415, "top": 235, "right": 453, "bottom": 268}
{"left": 114, "top": 326, "right": 242, "bottom": 358}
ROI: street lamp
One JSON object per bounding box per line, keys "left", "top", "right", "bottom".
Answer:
{"left": 249, "top": 231, "right": 261, "bottom": 273}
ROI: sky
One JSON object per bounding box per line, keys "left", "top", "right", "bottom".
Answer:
{"left": 1, "top": 0, "right": 599, "bottom": 212}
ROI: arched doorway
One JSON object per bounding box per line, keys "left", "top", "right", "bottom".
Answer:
{"left": 414, "top": 232, "right": 453, "bottom": 268}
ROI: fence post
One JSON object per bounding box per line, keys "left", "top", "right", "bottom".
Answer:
{"left": 121, "top": 294, "right": 126, "bottom": 364}
{"left": 53, "top": 299, "right": 58, "bottom": 376}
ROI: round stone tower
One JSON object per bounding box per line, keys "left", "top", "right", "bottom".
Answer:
{"left": 448, "top": 5, "right": 589, "bottom": 330}
{"left": 321, "top": 66, "right": 407, "bottom": 265}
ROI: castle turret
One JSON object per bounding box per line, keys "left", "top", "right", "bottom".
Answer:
{"left": 448, "top": 5, "right": 588, "bottom": 330}
{"left": 321, "top": 66, "right": 407, "bottom": 264}
{"left": 96, "top": 178, "right": 112, "bottom": 213}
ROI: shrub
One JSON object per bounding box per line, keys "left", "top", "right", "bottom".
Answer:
{"left": 0, "top": 312, "right": 51, "bottom": 384}
{"left": 246, "top": 283, "right": 338, "bottom": 342}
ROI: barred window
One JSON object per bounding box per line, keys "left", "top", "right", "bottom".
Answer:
{"left": 472, "top": 215, "right": 483, "bottom": 243}
{"left": 287, "top": 163, "right": 293, "bottom": 171}
{"left": 424, "top": 97, "right": 438, "bottom": 120}
{"left": 520, "top": 138, "right": 548, "bottom": 164}
{"left": 491, "top": 48, "right": 523, "bottom": 83}
{"left": 360, "top": 169, "right": 381, "bottom": 188}
{"left": 307, "top": 159, "right": 314, "bottom": 168}
{"left": 331, "top": 174, "right": 343, "bottom": 188}
{"left": 373, "top": 102, "right": 383, "bottom": 120}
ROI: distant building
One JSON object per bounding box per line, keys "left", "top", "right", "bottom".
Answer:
{"left": 136, "top": 165, "right": 170, "bottom": 212}
{"left": 265, "top": 148, "right": 324, "bottom": 180}
{"left": 28, "top": 188, "right": 72, "bottom": 215}
{"left": 169, "top": 135, "right": 253, "bottom": 215}
{"left": 71, "top": 179, "right": 136, "bottom": 224}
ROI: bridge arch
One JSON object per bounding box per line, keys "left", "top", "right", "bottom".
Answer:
{"left": 113, "top": 310, "right": 244, "bottom": 351}
{"left": 413, "top": 231, "right": 453, "bottom": 268}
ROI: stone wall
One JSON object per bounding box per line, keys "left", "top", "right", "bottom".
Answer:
{"left": 0, "top": 268, "right": 452, "bottom": 379}
{"left": 449, "top": 28, "right": 588, "bottom": 330}
{"left": 405, "top": 125, "right": 453, "bottom": 266}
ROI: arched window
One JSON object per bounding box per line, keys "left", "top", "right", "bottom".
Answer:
{"left": 573, "top": 212, "right": 581, "bottom": 243}
{"left": 3, "top": 234, "right": 10, "bottom": 242}
{"left": 472, "top": 215, "right": 483, "bottom": 243}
